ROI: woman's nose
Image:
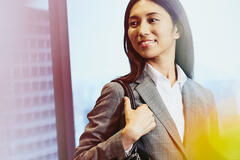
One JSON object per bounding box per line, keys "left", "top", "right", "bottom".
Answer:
{"left": 138, "top": 22, "right": 150, "bottom": 37}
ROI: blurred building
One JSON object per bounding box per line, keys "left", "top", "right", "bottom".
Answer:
{"left": 0, "top": 7, "right": 58, "bottom": 160}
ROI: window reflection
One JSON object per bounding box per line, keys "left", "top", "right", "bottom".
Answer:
{"left": 0, "top": 0, "right": 58, "bottom": 159}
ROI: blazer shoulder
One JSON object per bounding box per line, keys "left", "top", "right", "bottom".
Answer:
{"left": 91, "top": 82, "right": 126, "bottom": 115}
{"left": 186, "top": 78, "right": 215, "bottom": 106}
{"left": 100, "top": 81, "right": 125, "bottom": 99}
{"left": 186, "top": 78, "right": 212, "bottom": 94}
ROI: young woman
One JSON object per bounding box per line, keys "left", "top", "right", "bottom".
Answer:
{"left": 73, "top": 0, "right": 220, "bottom": 159}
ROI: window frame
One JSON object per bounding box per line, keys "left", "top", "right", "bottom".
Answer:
{"left": 49, "top": 0, "right": 75, "bottom": 159}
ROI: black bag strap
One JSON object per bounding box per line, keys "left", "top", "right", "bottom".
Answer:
{"left": 111, "top": 78, "right": 149, "bottom": 160}
{"left": 111, "top": 79, "right": 137, "bottom": 109}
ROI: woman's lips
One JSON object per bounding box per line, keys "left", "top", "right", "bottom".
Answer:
{"left": 139, "top": 40, "right": 156, "bottom": 48}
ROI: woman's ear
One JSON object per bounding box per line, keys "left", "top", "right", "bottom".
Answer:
{"left": 173, "top": 25, "right": 180, "bottom": 39}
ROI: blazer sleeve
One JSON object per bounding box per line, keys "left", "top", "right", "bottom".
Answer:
{"left": 73, "top": 82, "right": 127, "bottom": 160}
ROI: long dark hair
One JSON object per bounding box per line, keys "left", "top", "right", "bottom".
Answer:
{"left": 120, "top": 0, "right": 194, "bottom": 83}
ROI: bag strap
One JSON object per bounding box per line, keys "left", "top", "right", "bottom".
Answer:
{"left": 111, "top": 79, "right": 138, "bottom": 156}
{"left": 111, "top": 79, "right": 137, "bottom": 109}
{"left": 111, "top": 78, "right": 149, "bottom": 160}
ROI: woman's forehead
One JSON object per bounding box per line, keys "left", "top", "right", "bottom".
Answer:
{"left": 129, "top": 0, "right": 167, "bottom": 18}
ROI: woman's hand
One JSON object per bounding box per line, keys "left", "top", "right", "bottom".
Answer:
{"left": 121, "top": 97, "right": 156, "bottom": 150}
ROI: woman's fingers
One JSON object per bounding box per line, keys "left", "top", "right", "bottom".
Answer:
{"left": 123, "top": 101, "right": 156, "bottom": 139}
{"left": 121, "top": 101, "right": 156, "bottom": 149}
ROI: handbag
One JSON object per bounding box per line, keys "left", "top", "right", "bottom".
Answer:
{"left": 111, "top": 79, "right": 149, "bottom": 160}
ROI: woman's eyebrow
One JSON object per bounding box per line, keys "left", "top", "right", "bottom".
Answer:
{"left": 129, "top": 15, "right": 138, "bottom": 20}
{"left": 129, "top": 12, "right": 161, "bottom": 19}
{"left": 146, "top": 12, "right": 161, "bottom": 16}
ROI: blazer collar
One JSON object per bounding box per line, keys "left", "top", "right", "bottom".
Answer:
{"left": 135, "top": 71, "right": 188, "bottom": 158}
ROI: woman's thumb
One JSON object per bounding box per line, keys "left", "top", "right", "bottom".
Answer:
{"left": 123, "top": 96, "right": 132, "bottom": 113}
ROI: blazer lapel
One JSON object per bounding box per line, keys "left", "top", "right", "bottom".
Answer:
{"left": 135, "top": 73, "right": 187, "bottom": 158}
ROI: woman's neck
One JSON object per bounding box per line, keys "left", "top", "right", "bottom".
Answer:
{"left": 147, "top": 54, "right": 177, "bottom": 86}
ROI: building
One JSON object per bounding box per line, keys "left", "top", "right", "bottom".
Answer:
{"left": 0, "top": 7, "right": 58, "bottom": 160}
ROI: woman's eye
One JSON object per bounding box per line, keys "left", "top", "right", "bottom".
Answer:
{"left": 129, "top": 21, "right": 138, "bottom": 28}
{"left": 149, "top": 18, "right": 159, "bottom": 23}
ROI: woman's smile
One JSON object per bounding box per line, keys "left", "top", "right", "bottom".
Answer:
{"left": 138, "top": 39, "right": 157, "bottom": 48}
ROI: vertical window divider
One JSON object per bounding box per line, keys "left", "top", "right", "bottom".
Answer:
{"left": 48, "top": 0, "right": 75, "bottom": 159}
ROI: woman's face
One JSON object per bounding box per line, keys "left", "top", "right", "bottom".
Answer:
{"left": 128, "top": 0, "right": 180, "bottom": 61}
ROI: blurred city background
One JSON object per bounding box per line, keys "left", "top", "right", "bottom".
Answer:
{"left": 0, "top": 0, "right": 240, "bottom": 159}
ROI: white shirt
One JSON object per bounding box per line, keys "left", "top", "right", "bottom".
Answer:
{"left": 145, "top": 63, "right": 187, "bottom": 141}
{"left": 125, "top": 63, "right": 187, "bottom": 155}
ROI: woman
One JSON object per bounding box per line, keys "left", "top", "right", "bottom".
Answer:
{"left": 73, "top": 0, "right": 220, "bottom": 159}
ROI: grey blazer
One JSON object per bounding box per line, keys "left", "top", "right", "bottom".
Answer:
{"left": 73, "top": 71, "right": 220, "bottom": 160}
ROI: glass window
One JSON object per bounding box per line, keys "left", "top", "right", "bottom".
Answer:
{"left": 0, "top": 0, "right": 59, "bottom": 159}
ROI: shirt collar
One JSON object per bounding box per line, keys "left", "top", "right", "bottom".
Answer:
{"left": 144, "top": 63, "right": 187, "bottom": 88}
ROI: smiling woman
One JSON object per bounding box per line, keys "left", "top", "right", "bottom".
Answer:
{"left": 73, "top": 0, "right": 222, "bottom": 160}
{"left": 127, "top": 0, "right": 180, "bottom": 84}
{"left": 121, "top": 0, "right": 194, "bottom": 84}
